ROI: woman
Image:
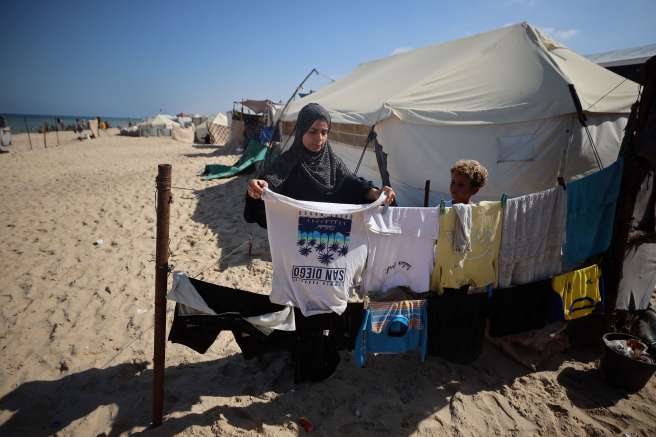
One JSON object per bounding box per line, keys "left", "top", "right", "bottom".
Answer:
{"left": 245, "top": 103, "right": 395, "bottom": 227}
{"left": 244, "top": 103, "right": 395, "bottom": 382}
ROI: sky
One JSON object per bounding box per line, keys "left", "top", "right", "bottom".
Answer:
{"left": 1, "top": 0, "right": 655, "bottom": 118}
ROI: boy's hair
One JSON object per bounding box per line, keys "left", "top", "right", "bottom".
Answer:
{"left": 450, "top": 160, "right": 488, "bottom": 189}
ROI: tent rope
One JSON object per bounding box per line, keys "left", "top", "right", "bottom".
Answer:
{"left": 584, "top": 78, "right": 629, "bottom": 112}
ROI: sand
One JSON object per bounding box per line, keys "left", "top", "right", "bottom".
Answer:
{"left": 1, "top": 130, "right": 655, "bottom": 436}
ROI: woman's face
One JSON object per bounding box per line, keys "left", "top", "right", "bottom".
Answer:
{"left": 302, "top": 119, "right": 329, "bottom": 152}
{"left": 450, "top": 172, "right": 478, "bottom": 204}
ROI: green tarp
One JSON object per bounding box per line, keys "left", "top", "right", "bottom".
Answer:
{"left": 201, "top": 140, "right": 268, "bottom": 180}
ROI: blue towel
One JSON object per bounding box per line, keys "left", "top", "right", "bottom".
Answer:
{"left": 354, "top": 300, "right": 428, "bottom": 367}
{"left": 564, "top": 158, "right": 623, "bottom": 269}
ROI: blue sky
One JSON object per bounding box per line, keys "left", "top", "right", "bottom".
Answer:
{"left": 1, "top": 0, "right": 655, "bottom": 118}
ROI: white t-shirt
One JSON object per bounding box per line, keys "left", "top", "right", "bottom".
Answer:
{"left": 263, "top": 189, "right": 386, "bottom": 316}
{"left": 363, "top": 206, "right": 439, "bottom": 294}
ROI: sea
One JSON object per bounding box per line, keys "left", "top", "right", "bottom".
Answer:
{"left": 1, "top": 113, "right": 143, "bottom": 133}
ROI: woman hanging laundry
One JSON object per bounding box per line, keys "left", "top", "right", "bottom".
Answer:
{"left": 243, "top": 102, "right": 396, "bottom": 382}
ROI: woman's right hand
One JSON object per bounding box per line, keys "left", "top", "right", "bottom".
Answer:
{"left": 247, "top": 179, "right": 268, "bottom": 199}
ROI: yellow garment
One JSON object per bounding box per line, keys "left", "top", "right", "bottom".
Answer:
{"left": 551, "top": 264, "right": 601, "bottom": 320}
{"left": 430, "top": 201, "right": 502, "bottom": 293}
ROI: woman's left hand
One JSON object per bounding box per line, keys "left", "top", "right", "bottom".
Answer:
{"left": 381, "top": 186, "right": 396, "bottom": 205}
{"left": 368, "top": 186, "right": 396, "bottom": 204}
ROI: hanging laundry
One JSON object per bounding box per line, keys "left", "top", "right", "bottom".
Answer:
{"left": 431, "top": 201, "right": 503, "bottom": 292}
{"left": 362, "top": 206, "right": 439, "bottom": 294}
{"left": 488, "top": 280, "right": 552, "bottom": 337}
{"left": 549, "top": 264, "right": 602, "bottom": 321}
{"left": 354, "top": 300, "right": 428, "bottom": 367}
{"left": 452, "top": 204, "right": 472, "bottom": 253}
{"left": 564, "top": 158, "right": 624, "bottom": 269}
{"left": 263, "top": 189, "right": 386, "bottom": 316}
{"left": 427, "top": 289, "right": 488, "bottom": 364}
{"left": 498, "top": 187, "right": 567, "bottom": 288}
{"left": 167, "top": 275, "right": 294, "bottom": 355}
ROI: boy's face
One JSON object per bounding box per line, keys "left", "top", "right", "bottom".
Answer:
{"left": 450, "top": 172, "right": 479, "bottom": 204}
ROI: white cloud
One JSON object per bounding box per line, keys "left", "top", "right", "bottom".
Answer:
{"left": 540, "top": 26, "right": 580, "bottom": 41}
{"left": 391, "top": 47, "right": 413, "bottom": 56}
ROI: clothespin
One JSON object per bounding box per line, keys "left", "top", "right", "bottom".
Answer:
{"left": 439, "top": 200, "right": 446, "bottom": 215}
{"left": 557, "top": 176, "right": 567, "bottom": 191}
{"left": 500, "top": 193, "right": 508, "bottom": 209}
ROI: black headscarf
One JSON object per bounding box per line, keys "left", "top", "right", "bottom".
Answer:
{"left": 260, "top": 103, "right": 351, "bottom": 196}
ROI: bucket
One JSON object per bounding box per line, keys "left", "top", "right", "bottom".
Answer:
{"left": 599, "top": 332, "right": 656, "bottom": 392}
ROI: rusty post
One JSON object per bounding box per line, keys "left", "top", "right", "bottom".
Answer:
{"left": 152, "top": 164, "right": 172, "bottom": 427}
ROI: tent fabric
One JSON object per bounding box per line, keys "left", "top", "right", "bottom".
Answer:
{"left": 172, "top": 126, "right": 195, "bottom": 143}
{"left": 146, "top": 114, "right": 179, "bottom": 128}
{"left": 279, "top": 22, "right": 639, "bottom": 205}
{"left": 242, "top": 100, "right": 275, "bottom": 114}
{"left": 282, "top": 23, "right": 638, "bottom": 127}
{"left": 207, "top": 113, "right": 230, "bottom": 144}
{"left": 587, "top": 44, "right": 656, "bottom": 68}
{"left": 201, "top": 140, "right": 268, "bottom": 180}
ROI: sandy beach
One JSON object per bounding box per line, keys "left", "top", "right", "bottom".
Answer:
{"left": 1, "top": 130, "right": 655, "bottom": 436}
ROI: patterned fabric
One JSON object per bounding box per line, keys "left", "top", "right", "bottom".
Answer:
{"left": 355, "top": 299, "right": 428, "bottom": 367}
{"left": 368, "top": 300, "right": 426, "bottom": 334}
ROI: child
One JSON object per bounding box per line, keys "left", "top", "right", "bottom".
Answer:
{"left": 449, "top": 159, "right": 488, "bottom": 204}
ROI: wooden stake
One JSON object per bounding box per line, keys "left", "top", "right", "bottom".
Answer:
{"left": 24, "top": 118, "right": 33, "bottom": 150}
{"left": 43, "top": 123, "right": 47, "bottom": 148}
{"left": 55, "top": 118, "right": 60, "bottom": 146}
{"left": 152, "top": 164, "right": 172, "bottom": 427}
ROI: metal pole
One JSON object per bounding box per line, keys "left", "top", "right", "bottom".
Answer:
{"left": 152, "top": 164, "right": 172, "bottom": 427}
{"left": 24, "top": 117, "right": 33, "bottom": 150}
{"left": 424, "top": 180, "right": 431, "bottom": 207}
{"left": 274, "top": 68, "right": 319, "bottom": 144}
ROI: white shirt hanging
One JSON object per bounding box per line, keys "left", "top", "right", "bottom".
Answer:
{"left": 363, "top": 206, "right": 439, "bottom": 294}
{"left": 263, "top": 189, "right": 386, "bottom": 316}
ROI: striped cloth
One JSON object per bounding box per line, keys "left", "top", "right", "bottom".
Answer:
{"left": 369, "top": 300, "right": 426, "bottom": 334}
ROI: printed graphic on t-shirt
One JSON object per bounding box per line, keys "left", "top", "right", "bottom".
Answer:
{"left": 293, "top": 212, "right": 352, "bottom": 286}
{"left": 385, "top": 261, "right": 413, "bottom": 275}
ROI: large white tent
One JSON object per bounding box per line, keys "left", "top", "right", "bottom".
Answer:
{"left": 282, "top": 22, "right": 641, "bottom": 205}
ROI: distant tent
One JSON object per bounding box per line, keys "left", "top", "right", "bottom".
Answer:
{"left": 172, "top": 125, "right": 195, "bottom": 143}
{"left": 138, "top": 114, "right": 180, "bottom": 137}
{"left": 587, "top": 44, "right": 656, "bottom": 85}
{"left": 281, "top": 22, "right": 640, "bottom": 205}
{"left": 207, "top": 112, "right": 230, "bottom": 145}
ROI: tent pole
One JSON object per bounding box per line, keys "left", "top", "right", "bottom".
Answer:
{"left": 354, "top": 126, "right": 376, "bottom": 175}
{"left": 274, "top": 68, "right": 319, "bottom": 144}
{"left": 568, "top": 84, "right": 603, "bottom": 169}
{"left": 152, "top": 164, "right": 172, "bottom": 427}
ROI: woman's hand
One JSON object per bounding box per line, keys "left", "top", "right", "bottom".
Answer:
{"left": 367, "top": 186, "right": 396, "bottom": 205}
{"left": 247, "top": 179, "right": 268, "bottom": 199}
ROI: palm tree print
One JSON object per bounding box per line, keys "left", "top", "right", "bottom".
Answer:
{"left": 297, "top": 215, "right": 351, "bottom": 263}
